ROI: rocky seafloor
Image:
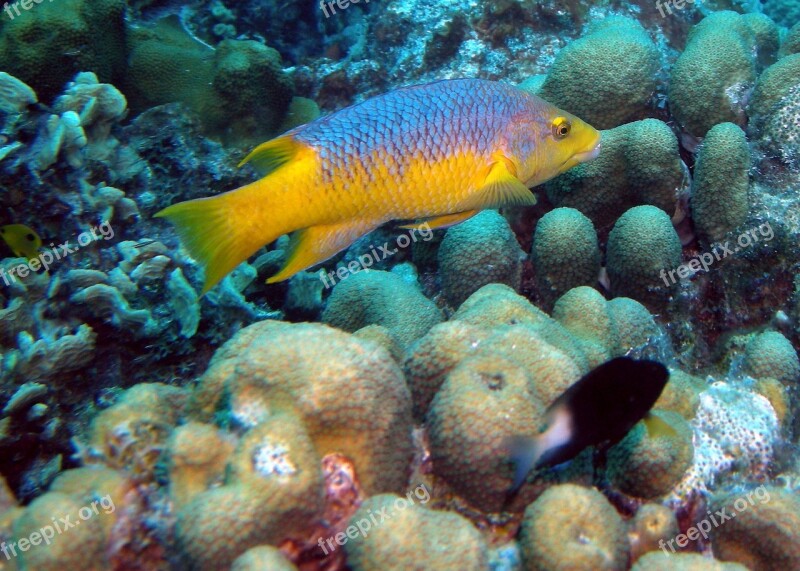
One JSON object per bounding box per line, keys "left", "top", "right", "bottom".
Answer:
{"left": 1, "top": 0, "right": 800, "bottom": 569}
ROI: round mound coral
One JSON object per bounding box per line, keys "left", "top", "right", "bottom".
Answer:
{"left": 427, "top": 353, "right": 544, "bottom": 512}
{"left": 632, "top": 552, "right": 748, "bottom": 570}
{"left": 606, "top": 205, "right": 682, "bottom": 304}
{"left": 607, "top": 410, "right": 694, "bottom": 499}
{"left": 539, "top": 16, "right": 658, "bottom": 129}
{"left": 691, "top": 122, "right": 750, "bottom": 243}
{"left": 321, "top": 269, "right": 443, "bottom": 350}
{"left": 344, "top": 493, "right": 488, "bottom": 570}
{"left": 531, "top": 207, "right": 601, "bottom": 307}
{"left": 710, "top": 486, "right": 800, "bottom": 570}
{"left": 519, "top": 484, "right": 628, "bottom": 571}
{"left": 438, "top": 210, "right": 525, "bottom": 308}
{"left": 668, "top": 11, "right": 768, "bottom": 137}
{"left": 545, "top": 119, "right": 684, "bottom": 230}
{"left": 175, "top": 412, "right": 323, "bottom": 570}
{"left": 190, "top": 320, "right": 414, "bottom": 495}
{"left": 743, "top": 330, "right": 800, "bottom": 386}
{"left": 231, "top": 546, "right": 297, "bottom": 570}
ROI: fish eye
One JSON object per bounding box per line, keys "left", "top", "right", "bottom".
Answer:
{"left": 26, "top": 233, "right": 35, "bottom": 241}
{"left": 552, "top": 117, "right": 571, "bottom": 140}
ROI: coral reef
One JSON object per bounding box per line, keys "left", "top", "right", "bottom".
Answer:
{"left": 519, "top": 484, "right": 628, "bottom": 571}
{"left": 669, "top": 11, "right": 776, "bottom": 138}
{"left": 691, "top": 122, "right": 750, "bottom": 243}
{"left": 606, "top": 206, "right": 683, "bottom": 304}
{"left": 607, "top": 410, "right": 694, "bottom": 499}
{"left": 190, "top": 320, "right": 414, "bottom": 495}
{"left": 545, "top": 119, "right": 686, "bottom": 230}
{"left": 344, "top": 493, "right": 489, "bottom": 570}
{"left": 531, "top": 207, "right": 600, "bottom": 307}
{"left": 438, "top": 210, "right": 525, "bottom": 308}
{"left": 539, "top": 16, "right": 659, "bottom": 129}
{"left": 321, "top": 269, "right": 443, "bottom": 350}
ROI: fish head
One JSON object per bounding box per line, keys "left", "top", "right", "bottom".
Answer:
{"left": 613, "top": 358, "right": 670, "bottom": 416}
{"left": 510, "top": 97, "right": 602, "bottom": 188}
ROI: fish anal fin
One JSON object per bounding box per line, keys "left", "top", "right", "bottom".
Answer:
{"left": 238, "top": 135, "right": 312, "bottom": 176}
{"left": 267, "top": 219, "right": 380, "bottom": 284}
{"left": 472, "top": 153, "right": 537, "bottom": 209}
{"left": 399, "top": 210, "right": 479, "bottom": 231}
{"left": 644, "top": 412, "right": 677, "bottom": 440}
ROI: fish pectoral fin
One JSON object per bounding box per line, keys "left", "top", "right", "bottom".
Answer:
{"left": 267, "top": 219, "right": 381, "bottom": 284}
{"left": 398, "top": 210, "right": 479, "bottom": 231}
{"left": 503, "top": 434, "right": 542, "bottom": 492}
{"left": 238, "top": 135, "right": 312, "bottom": 176}
{"left": 472, "top": 155, "right": 537, "bottom": 209}
{"left": 643, "top": 412, "right": 677, "bottom": 440}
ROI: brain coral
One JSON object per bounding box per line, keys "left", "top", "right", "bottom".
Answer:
{"left": 519, "top": 484, "right": 628, "bottom": 571}
{"left": 606, "top": 206, "right": 682, "bottom": 304}
{"left": 189, "top": 320, "right": 414, "bottom": 495}
{"left": 743, "top": 330, "right": 800, "bottom": 386}
{"left": 531, "top": 207, "right": 601, "bottom": 307}
{"left": 669, "top": 11, "right": 775, "bottom": 138}
{"left": 632, "top": 552, "right": 748, "bottom": 570}
{"left": 175, "top": 412, "right": 323, "bottom": 570}
{"left": 231, "top": 546, "right": 297, "bottom": 570}
{"left": 607, "top": 410, "right": 694, "bottom": 499}
{"left": 321, "top": 269, "right": 443, "bottom": 350}
{"left": 710, "top": 486, "right": 800, "bottom": 570}
{"left": 0, "top": 0, "right": 127, "bottom": 102}
{"left": 691, "top": 123, "right": 750, "bottom": 243}
{"left": 438, "top": 210, "right": 525, "bottom": 307}
{"left": 539, "top": 16, "right": 658, "bottom": 129}
{"left": 545, "top": 119, "right": 685, "bottom": 230}
{"left": 344, "top": 493, "right": 488, "bottom": 570}
{"left": 427, "top": 353, "right": 544, "bottom": 512}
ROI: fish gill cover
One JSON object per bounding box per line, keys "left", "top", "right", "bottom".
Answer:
{"left": 0, "top": 0, "right": 798, "bottom": 570}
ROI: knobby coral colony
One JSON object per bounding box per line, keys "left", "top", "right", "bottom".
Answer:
{"left": 1, "top": 0, "right": 800, "bottom": 569}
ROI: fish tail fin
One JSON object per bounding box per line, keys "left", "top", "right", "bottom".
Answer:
{"left": 157, "top": 135, "right": 317, "bottom": 294}
{"left": 155, "top": 182, "right": 284, "bottom": 295}
{"left": 504, "top": 435, "right": 543, "bottom": 493}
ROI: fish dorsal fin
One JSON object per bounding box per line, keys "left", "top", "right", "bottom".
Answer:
{"left": 399, "top": 210, "right": 479, "bottom": 231}
{"left": 238, "top": 135, "right": 310, "bottom": 176}
{"left": 472, "top": 153, "right": 537, "bottom": 209}
{"left": 643, "top": 412, "right": 677, "bottom": 440}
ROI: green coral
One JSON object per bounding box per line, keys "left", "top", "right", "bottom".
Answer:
{"left": 607, "top": 410, "right": 694, "bottom": 499}
{"left": 531, "top": 208, "right": 600, "bottom": 307}
{"left": 710, "top": 487, "right": 800, "bottom": 570}
{"left": 344, "top": 494, "right": 488, "bottom": 570}
{"left": 0, "top": 0, "right": 127, "bottom": 102}
{"left": 668, "top": 11, "right": 773, "bottom": 138}
{"left": 606, "top": 206, "right": 682, "bottom": 304}
{"left": 632, "top": 552, "right": 748, "bottom": 570}
{"left": 691, "top": 123, "right": 750, "bottom": 242}
{"left": 519, "top": 484, "right": 628, "bottom": 571}
{"left": 539, "top": 16, "right": 658, "bottom": 129}
{"left": 780, "top": 23, "right": 800, "bottom": 58}
{"left": 763, "top": 0, "right": 800, "bottom": 28}
{"left": 545, "top": 119, "right": 684, "bottom": 230}
{"left": 438, "top": 210, "right": 525, "bottom": 308}
{"left": 743, "top": 330, "right": 800, "bottom": 386}
{"left": 321, "top": 269, "right": 443, "bottom": 350}
{"left": 231, "top": 546, "right": 297, "bottom": 571}
{"left": 125, "top": 18, "right": 293, "bottom": 142}
{"left": 427, "top": 353, "right": 544, "bottom": 512}
{"left": 748, "top": 54, "right": 800, "bottom": 123}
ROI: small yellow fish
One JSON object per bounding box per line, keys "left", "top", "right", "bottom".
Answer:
{"left": 156, "top": 79, "right": 601, "bottom": 293}
{"left": 0, "top": 224, "right": 42, "bottom": 261}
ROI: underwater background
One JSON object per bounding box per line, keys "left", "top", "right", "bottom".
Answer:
{"left": 0, "top": 0, "right": 799, "bottom": 569}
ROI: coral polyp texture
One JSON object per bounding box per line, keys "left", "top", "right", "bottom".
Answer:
{"left": 2, "top": 1, "right": 800, "bottom": 569}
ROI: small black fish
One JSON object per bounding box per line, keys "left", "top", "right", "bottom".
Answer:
{"left": 505, "top": 356, "right": 670, "bottom": 491}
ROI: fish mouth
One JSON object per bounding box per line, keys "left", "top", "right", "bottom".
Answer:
{"left": 574, "top": 132, "right": 603, "bottom": 163}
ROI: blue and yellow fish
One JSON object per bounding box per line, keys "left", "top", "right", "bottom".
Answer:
{"left": 157, "top": 79, "right": 602, "bottom": 293}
